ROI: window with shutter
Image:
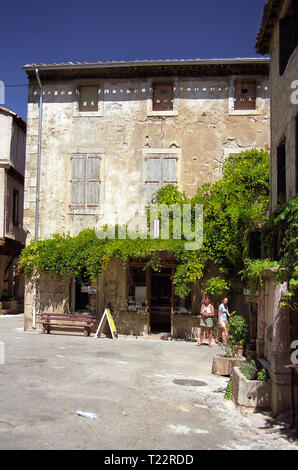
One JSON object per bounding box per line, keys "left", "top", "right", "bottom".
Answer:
{"left": 79, "top": 85, "right": 99, "bottom": 112}
{"left": 71, "top": 155, "right": 85, "bottom": 206}
{"left": 234, "top": 81, "right": 256, "bottom": 110}
{"left": 86, "top": 156, "right": 101, "bottom": 206}
{"left": 144, "top": 154, "right": 177, "bottom": 203}
{"left": 295, "top": 114, "right": 298, "bottom": 194}
{"left": 279, "top": 1, "right": 298, "bottom": 76}
{"left": 71, "top": 154, "right": 101, "bottom": 209}
{"left": 277, "top": 143, "right": 286, "bottom": 203}
{"left": 153, "top": 84, "right": 174, "bottom": 111}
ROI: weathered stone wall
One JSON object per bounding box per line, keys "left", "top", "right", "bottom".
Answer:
{"left": 24, "top": 275, "right": 70, "bottom": 330}
{"left": 256, "top": 268, "right": 297, "bottom": 416}
{"left": 24, "top": 76, "right": 270, "bottom": 242}
{"left": 171, "top": 313, "right": 201, "bottom": 340}
{"left": 268, "top": 0, "right": 298, "bottom": 208}
{"left": 0, "top": 168, "right": 5, "bottom": 238}
{"left": 0, "top": 112, "right": 12, "bottom": 163}
{"left": 5, "top": 172, "right": 25, "bottom": 244}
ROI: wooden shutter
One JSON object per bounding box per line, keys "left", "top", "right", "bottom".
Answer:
{"left": 295, "top": 114, "right": 298, "bottom": 194}
{"left": 71, "top": 155, "right": 85, "bottom": 206}
{"left": 144, "top": 154, "right": 177, "bottom": 203}
{"left": 277, "top": 143, "right": 286, "bottom": 202}
{"left": 153, "top": 84, "right": 174, "bottom": 111}
{"left": 145, "top": 156, "right": 162, "bottom": 203}
{"left": 163, "top": 156, "right": 177, "bottom": 184}
{"left": 234, "top": 81, "right": 256, "bottom": 110}
{"left": 79, "top": 85, "right": 98, "bottom": 112}
{"left": 86, "top": 156, "right": 101, "bottom": 206}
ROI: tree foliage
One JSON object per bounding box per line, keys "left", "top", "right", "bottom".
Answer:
{"left": 18, "top": 149, "right": 271, "bottom": 297}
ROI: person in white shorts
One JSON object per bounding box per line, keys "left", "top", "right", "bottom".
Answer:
{"left": 216, "top": 297, "right": 230, "bottom": 343}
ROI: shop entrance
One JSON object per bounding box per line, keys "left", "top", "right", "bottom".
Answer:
{"left": 150, "top": 269, "right": 172, "bottom": 333}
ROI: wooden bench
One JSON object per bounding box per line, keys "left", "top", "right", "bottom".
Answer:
{"left": 38, "top": 312, "right": 96, "bottom": 336}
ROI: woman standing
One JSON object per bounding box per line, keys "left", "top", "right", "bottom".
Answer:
{"left": 216, "top": 297, "right": 230, "bottom": 344}
{"left": 197, "top": 296, "right": 215, "bottom": 348}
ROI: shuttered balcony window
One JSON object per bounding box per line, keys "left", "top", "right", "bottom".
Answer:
{"left": 144, "top": 154, "right": 177, "bottom": 203}
{"left": 153, "top": 84, "right": 174, "bottom": 111}
{"left": 234, "top": 81, "right": 256, "bottom": 110}
{"left": 79, "top": 85, "right": 99, "bottom": 112}
{"left": 71, "top": 154, "right": 101, "bottom": 209}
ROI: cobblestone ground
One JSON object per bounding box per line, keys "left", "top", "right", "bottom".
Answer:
{"left": 0, "top": 314, "right": 297, "bottom": 450}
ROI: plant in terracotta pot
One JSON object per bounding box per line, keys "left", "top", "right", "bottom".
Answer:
{"left": 227, "top": 312, "right": 250, "bottom": 356}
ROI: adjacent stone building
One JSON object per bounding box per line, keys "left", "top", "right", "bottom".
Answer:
{"left": 256, "top": 0, "right": 298, "bottom": 209}
{"left": 0, "top": 106, "right": 26, "bottom": 314}
{"left": 255, "top": 0, "right": 298, "bottom": 417}
{"left": 22, "top": 58, "right": 270, "bottom": 335}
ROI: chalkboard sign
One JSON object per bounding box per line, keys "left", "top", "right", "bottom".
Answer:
{"left": 94, "top": 309, "right": 118, "bottom": 339}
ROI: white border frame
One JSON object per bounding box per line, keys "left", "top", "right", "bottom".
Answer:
{"left": 146, "top": 78, "right": 179, "bottom": 117}
{"left": 73, "top": 79, "right": 104, "bottom": 117}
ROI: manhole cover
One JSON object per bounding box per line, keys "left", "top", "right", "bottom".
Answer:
{"left": 173, "top": 379, "right": 207, "bottom": 387}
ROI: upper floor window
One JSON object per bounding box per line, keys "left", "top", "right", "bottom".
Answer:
{"left": 144, "top": 153, "right": 178, "bottom": 203}
{"left": 79, "top": 85, "right": 99, "bottom": 112}
{"left": 295, "top": 114, "right": 298, "bottom": 194}
{"left": 279, "top": 0, "right": 298, "bottom": 76}
{"left": 71, "top": 154, "right": 101, "bottom": 209}
{"left": 153, "top": 84, "right": 174, "bottom": 111}
{"left": 12, "top": 189, "right": 19, "bottom": 226}
{"left": 277, "top": 142, "right": 286, "bottom": 203}
{"left": 234, "top": 81, "right": 256, "bottom": 110}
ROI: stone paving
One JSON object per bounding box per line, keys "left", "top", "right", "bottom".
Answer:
{"left": 0, "top": 314, "right": 297, "bottom": 450}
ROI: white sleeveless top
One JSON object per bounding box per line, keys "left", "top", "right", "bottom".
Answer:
{"left": 202, "top": 304, "right": 212, "bottom": 314}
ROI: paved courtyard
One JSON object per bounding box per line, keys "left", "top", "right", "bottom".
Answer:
{"left": 0, "top": 314, "right": 297, "bottom": 450}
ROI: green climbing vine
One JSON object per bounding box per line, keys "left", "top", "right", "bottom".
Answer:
{"left": 18, "top": 149, "right": 271, "bottom": 298}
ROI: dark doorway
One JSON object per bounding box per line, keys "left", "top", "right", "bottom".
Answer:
{"left": 75, "top": 281, "right": 89, "bottom": 311}
{"left": 150, "top": 269, "right": 172, "bottom": 333}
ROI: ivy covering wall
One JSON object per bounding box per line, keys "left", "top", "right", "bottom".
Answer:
{"left": 19, "top": 149, "right": 284, "bottom": 299}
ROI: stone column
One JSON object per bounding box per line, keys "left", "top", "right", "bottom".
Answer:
{"left": 256, "top": 280, "right": 266, "bottom": 358}
{"left": 270, "top": 277, "right": 291, "bottom": 416}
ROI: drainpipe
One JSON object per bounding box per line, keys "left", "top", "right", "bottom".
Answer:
{"left": 32, "top": 68, "right": 43, "bottom": 329}
{"left": 35, "top": 67, "right": 42, "bottom": 243}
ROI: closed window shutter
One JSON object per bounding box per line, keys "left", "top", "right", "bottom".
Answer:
{"left": 163, "top": 156, "right": 177, "bottom": 184}
{"left": 86, "top": 156, "right": 101, "bottom": 206}
{"left": 144, "top": 154, "right": 177, "bottom": 203}
{"left": 234, "top": 81, "right": 256, "bottom": 110}
{"left": 296, "top": 114, "right": 298, "bottom": 194}
{"left": 71, "top": 155, "right": 85, "bottom": 205}
{"left": 153, "top": 84, "right": 174, "bottom": 111}
{"left": 79, "top": 85, "right": 98, "bottom": 112}
{"left": 277, "top": 143, "right": 286, "bottom": 202}
{"left": 145, "top": 156, "right": 162, "bottom": 203}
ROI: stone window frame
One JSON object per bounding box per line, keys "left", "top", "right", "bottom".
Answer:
{"left": 69, "top": 151, "right": 105, "bottom": 215}
{"left": 228, "top": 76, "right": 267, "bottom": 116}
{"left": 142, "top": 148, "right": 182, "bottom": 205}
{"left": 73, "top": 79, "right": 104, "bottom": 117}
{"left": 146, "top": 78, "right": 179, "bottom": 117}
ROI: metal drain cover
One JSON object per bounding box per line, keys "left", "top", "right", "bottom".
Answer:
{"left": 173, "top": 379, "right": 207, "bottom": 387}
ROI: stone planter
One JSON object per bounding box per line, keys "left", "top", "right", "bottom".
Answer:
{"left": 212, "top": 355, "right": 246, "bottom": 376}
{"left": 232, "top": 367, "right": 271, "bottom": 409}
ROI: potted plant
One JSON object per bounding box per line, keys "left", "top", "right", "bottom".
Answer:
{"left": 212, "top": 312, "right": 249, "bottom": 377}
{"left": 232, "top": 360, "right": 271, "bottom": 409}
{"left": 227, "top": 313, "right": 250, "bottom": 356}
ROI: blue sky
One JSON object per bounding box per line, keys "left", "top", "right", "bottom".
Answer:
{"left": 1, "top": 0, "right": 267, "bottom": 119}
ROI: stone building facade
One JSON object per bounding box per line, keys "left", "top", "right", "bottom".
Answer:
{"left": 255, "top": 0, "right": 298, "bottom": 418}
{"left": 0, "top": 106, "right": 26, "bottom": 314}
{"left": 23, "top": 59, "right": 270, "bottom": 334}
{"left": 256, "top": 0, "right": 298, "bottom": 209}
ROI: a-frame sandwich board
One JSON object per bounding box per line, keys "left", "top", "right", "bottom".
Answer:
{"left": 94, "top": 309, "right": 118, "bottom": 339}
